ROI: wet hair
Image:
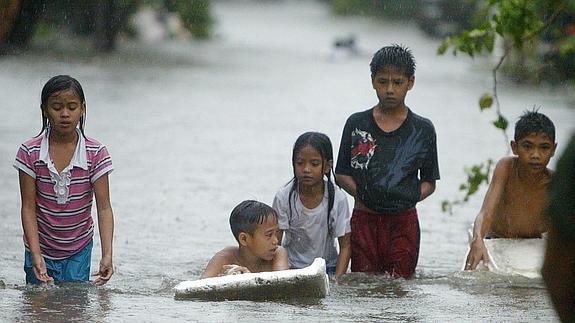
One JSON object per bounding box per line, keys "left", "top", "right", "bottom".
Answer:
{"left": 370, "top": 44, "right": 416, "bottom": 78}
{"left": 38, "top": 75, "right": 86, "bottom": 138}
{"left": 514, "top": 109, "right": 555, "bottom": 142}
{"left": 288, "top": 132, "right": 336, "bottom": 234}
{"left": 229, "top": 200, "right": 278, "bottom": 242}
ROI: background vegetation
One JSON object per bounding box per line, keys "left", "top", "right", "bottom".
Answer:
{"left": 0, "top": 0, "right": 213, "bottom": 52}
{"left": 330, "top": 0, "right": 574, "bottom": 212}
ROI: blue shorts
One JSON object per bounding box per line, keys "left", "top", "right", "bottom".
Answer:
{"left": 24, "top": 240, "right": 93, "bottom": 284}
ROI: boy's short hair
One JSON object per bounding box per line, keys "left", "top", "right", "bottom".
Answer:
{"left": 514, "top": 110, "right": 555, "bottom": 142}
{"left": 229, "top": 200, "right": 278, "bottom": 242}
{"left": 370, "top": 44, "right": 416, "bottom": 79}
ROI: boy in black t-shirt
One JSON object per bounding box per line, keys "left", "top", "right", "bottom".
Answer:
{"left": 335, "top": 44, "right": 440, "bottom": 278}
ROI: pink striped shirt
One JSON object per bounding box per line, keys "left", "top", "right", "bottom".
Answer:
{"left": 14, "top": 130, "right": 113, "bottom": 260}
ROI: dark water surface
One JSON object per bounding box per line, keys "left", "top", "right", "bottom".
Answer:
{"left": 1, "top": 1, "right": 574, "bottom": 322}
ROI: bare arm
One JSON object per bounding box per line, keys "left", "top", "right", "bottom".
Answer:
{"left": 93, "top": 174, "right": 115, "bottom": 285}
{"left": 201, "top": 248, "right": 235, "bottom": 278}
{"left": 418, "top": 180, "right": 436, "bottom": 201}
{"left": 335, "top": 174, "right": 357, "bottom": 198}
{"left": 335, "top": 233, "right": 351, "bottom": 277}
{"left": 19, "top": 171, "right": 53, "bottom": 283}
{"left": 272, "top": 246, "right": 289, "bottom": 271}
{"left": 418, "top": 181, "right": 435, "bottom": 202}
{"left": 465, "top": 158, "right": 510, "bottom": 270}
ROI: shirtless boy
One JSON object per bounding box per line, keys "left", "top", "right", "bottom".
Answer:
{"left": 201, "top": 200, "right": 288, "bottom": 278}
{"left": 465, "top": 110, "right": 556, "bottom": 270}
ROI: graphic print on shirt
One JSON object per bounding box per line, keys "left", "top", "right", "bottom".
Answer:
{"left": 351, "top": 128, "right": 377, "bottom": 170}
{"left": 377, "top": 126, "right": 425, "bottom": 190}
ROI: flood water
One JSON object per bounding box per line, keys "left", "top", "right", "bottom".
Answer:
{"left": 1, "top": 1, "right": 574, "bottom": 322}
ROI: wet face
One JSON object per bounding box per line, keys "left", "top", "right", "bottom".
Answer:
{"left": 372, "top": 66, "right": 414, "bottom": 110}
{"left": 511, "top": 132, "right": 556, "bottom": 174}
{"left": 294, "top": 145, "right": 331, "bottom": 189}
{"left": 43, "top": 89, "right": 84, "bottom": 137}
{"left": 245, "top": 215, "right": 280, "bottom": 261}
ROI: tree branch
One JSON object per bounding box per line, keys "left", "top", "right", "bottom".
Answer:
{"left": 492, "top": 45, "right": 510, "bottom": 153}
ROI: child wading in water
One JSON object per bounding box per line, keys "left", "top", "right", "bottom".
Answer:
{"left": 273, "top": 132, "right": 351, "bottom": 277}
{"left": 14, "top": 75, "right": 115, "bottom": 285}
{"left": 465, "top": 110, "right": 557, "bottom": 270}
{"left": 335, "top": 44, "right": 440, "bottom": 278}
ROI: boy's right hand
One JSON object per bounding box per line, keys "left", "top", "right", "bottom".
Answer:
{"left": 465, "top": 239, "right": 489, "bottom": 270}
{"left": 221, "top": 264, "right": 250, "bottom": 276}
{"left": 32, "top": 254, "right": 54, "bottom": 283}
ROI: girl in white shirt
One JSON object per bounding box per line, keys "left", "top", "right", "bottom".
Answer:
{"left": 273, "top": 132, "right": 351, "bottom": 277}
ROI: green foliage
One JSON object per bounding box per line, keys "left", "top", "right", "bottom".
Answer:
{"left": 437, "top": 21, "right": 496, "bottom": 57}
{"left": 331, "top": 0, "right": 369, "bottom": 15}
{"left": 437, "top": 0, "right": 573, "bottom": 213}
{"left": 438, "top": 0, "right": 549, "bottom": 58}
{"left": 492, "top": 114, "right": 509, "bottom": 130}
{"left": 330, "top": 0, "right": 419, "bottom": 19}
{"left": 479, "top": 93, "right": 494, "bottom": 110}
{"left": 490, "top": 0, "right": 544, "bottom": 48}
{"left": 558, "top": 35, "right": 575, "bottom": 55}
{"left": 168, "top": 0, "right": 213, "bottom": 39}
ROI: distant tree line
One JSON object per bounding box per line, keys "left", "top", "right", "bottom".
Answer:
{"left": 0, "top": 0, "right": 212, "bottom": 53}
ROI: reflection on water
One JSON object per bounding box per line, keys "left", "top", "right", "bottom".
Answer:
{"left": 336, "top": 273, "right": 411, "bottom": 298}
{"left": 0, "top": 0, "right": 572, "bottom": 321}
{"left": 19, "top": 283, "right": 112, "bottom": 322}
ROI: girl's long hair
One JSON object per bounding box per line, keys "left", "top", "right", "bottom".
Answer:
{"left": 288, "top": 132, "right": 336, "bottom": 234}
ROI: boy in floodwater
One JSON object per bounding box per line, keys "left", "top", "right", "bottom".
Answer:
{"left": 335, "top": 44, "right": 440, "bottom": 278}
{"left": 465, "top": 110, "right": 557, "bottom": 270}
{"left": 542, "top": 134, "right": 575, "bottom": 323}
{"left": 201, "top": 200, "right": 288, "bottom": 278}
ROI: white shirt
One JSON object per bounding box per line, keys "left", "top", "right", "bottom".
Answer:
{"left": 273, "top": 181, "right": 351, "bottom": 269}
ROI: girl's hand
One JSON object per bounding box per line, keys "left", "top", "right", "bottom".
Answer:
{"left": 221, "top": 264, "right": 250, "bottom": 276}
{"left": 92, "top": 256, "right": 114, "bottom": 285}
{"left": 32, "top": 254, "right": 53, "bottom": 283}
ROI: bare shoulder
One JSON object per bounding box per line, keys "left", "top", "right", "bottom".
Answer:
{"left": 489, "top": 156, "right": 514, "bottom": 182}
{"left": 201, "top": 246, "right": 239, "bottom": 278}
{"left": 495, "top": 156, "right": 515, "bottom": 170}
{"left": 212, "top": 246, "right": 239, "bottom": 263}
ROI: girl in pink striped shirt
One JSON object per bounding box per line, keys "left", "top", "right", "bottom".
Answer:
{"left": 14, "top": 75, "right": 115, "bottom": 285}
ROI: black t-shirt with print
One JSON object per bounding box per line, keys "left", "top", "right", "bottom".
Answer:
{"left": 336, "top": 108, "right": 440, "bottom": 214}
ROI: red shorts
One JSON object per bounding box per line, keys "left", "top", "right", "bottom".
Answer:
{"left": 351, "top": 208, "right": 420, "bottom": 278}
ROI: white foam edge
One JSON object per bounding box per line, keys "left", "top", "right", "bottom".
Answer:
{"left": 174, "top": 257, "right": 329, "bottom": 294}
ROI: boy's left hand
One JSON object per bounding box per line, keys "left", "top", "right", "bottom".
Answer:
{"left": 92, "top": 256, "right": 114, "bottom": 285}
{"left": 222, "top": 264, "right": 250, "bottom": 275}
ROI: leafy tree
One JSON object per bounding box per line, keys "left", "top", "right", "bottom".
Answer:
{"left": 1, "top": 0, "right": 213, "bottom": 52}
{"left": 165, "top": 0, "right": 212, "bottom": 40}
{"left": 330, "top": 0, "right": 419, "bottom": 19}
